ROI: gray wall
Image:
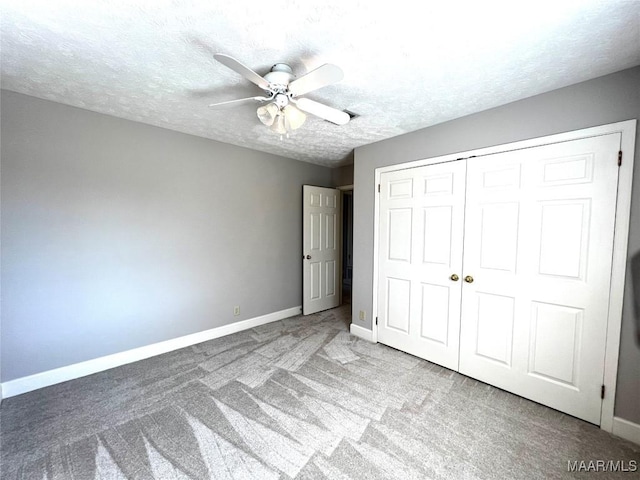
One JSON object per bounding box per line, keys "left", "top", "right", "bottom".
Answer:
{"left": 352, "top": 66, "right": 640, "bottom": 424}
{"left": 0, "top": 90, "right": 332, "bottom": 382}
{"left": 331, "top": 163, "right": 354, "bottom": 187}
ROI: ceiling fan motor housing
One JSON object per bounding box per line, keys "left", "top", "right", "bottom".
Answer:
{"left": 264, "top": 63, "right": 295, "bottom": 93}
{"left": 273, "top": 94, "right": 289, "bottom": 108}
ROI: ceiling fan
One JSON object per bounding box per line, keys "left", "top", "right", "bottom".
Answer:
{"left": 208, "top": 54, "right": 351, "bottom": 136}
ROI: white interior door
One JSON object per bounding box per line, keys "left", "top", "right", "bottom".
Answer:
{"left": 303, "top": 185, "right": 342, "bottom": 315}
{"left": 459, "top": 133, "right": 620, "bottom": 424}
{"left": 377, "top": 161, "right": 466, "bottom": 370}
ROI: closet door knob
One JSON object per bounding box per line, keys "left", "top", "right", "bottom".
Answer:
{"left": 450, "top": 274, "right": 459, "bottom": 281}
{"left": 464, "top": 275, "right": 474, "bottom": 283}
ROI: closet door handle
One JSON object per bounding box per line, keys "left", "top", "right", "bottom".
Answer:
{"left": 450, "top": 274, "right": 459, "bottom": 282}
{"left": 464, "top": 275, "right": 474, "bottom": 283}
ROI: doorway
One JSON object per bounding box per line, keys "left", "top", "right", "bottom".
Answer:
{"left": 341, "top": 189, "right": 353, "bottom": 304}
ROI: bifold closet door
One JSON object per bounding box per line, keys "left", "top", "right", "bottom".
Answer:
{"left": 377, "top": 161, "right": 466, "bottom": 371}
{"left": 459, "top": 133, "right": 620, "bottom": 424}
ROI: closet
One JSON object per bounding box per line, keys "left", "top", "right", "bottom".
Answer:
{"left": 377, "top": 132, "right": 621, "bottom": 424}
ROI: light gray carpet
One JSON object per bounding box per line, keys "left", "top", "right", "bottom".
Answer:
{"left": 1, "top": 305, "right": 638, "bottom": 479}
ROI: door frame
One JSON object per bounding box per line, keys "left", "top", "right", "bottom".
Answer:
{"left": 371, "top": 119, "right": 637, "bottom": 432}
{"left": 338, "top": 185, "right": 354, "bottom": 293}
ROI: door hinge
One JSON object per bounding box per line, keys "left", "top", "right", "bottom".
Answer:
{"left": 618, "top": 150, "right": 622, "bottom": 166}
{"left": 601, "top": 384, "right": 605, "bottom": 399}
{"left": 377, "top": 184, "right": 381, "bottom": 193}
{"left": 375, "top": 317, "right": 378, "bottom": 325}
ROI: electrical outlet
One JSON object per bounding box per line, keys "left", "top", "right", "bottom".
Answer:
{"left": 234, "top": 306, "right": 240, "bottom": 316}
{"left": 359, "top": 310, "right": 365, "bottom": 321}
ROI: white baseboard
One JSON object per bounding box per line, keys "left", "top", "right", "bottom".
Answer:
{"left": 350, "top": 323, "right": 374, "bottom": 342}
{"left": 612, "top": 416, "right": 640, "bottom": 446}
{"left": 1, "top": 306, "right": 302, "bottom": 399}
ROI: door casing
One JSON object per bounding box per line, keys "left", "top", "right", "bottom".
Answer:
{"left": 371, "top": 119, "right": 637, "bottom": 432}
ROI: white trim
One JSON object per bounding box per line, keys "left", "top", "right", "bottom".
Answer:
{"left": 372, "top": 170, "right": 379, "bottom": 344}
{"left": 600, "top": 122, "right": 636, "bottom": 432}
{"left": 350, "top": 323, "right": 374, "bottom": 342}
{"left": 372, "top": 119, "right": 636, "bottom": 432}
{"left": 612, "top": 417, "right": 640, "bottom": 446}
{"left": 337, "top": 184, "right": 354, "bottom": 191}
{"left": 1, "top": 306, "right": 302, "bottom": 398}
{"left": 374, "top": 120, "right": 636, "bottom": 175}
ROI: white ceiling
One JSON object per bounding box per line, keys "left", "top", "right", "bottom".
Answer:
{"left": 1, "top": 1, "right": 639, "bottom": 167}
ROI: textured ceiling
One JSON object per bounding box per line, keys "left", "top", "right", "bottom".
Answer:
{"left": 1, "top": 1, "right": 639, "bottom": 167}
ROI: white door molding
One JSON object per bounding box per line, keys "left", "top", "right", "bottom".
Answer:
{"left": 371, "top": 119, "right": 637, "bottom": 432}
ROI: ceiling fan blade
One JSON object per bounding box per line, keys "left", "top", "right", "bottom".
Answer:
{"left": 208, "top": 96, "right": 270, "bottom": 109}
{"left": 213, "top": 54, "right": 270, "bottom": 90}
{"left": 294, "top": 98, "right": 350, "bottom": 125}
{"left": 288, "top": 64, "right": 344, "bottom": 96}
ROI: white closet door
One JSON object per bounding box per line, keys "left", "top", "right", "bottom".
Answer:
{"left": 459, "top": 133, "right": 620, "bottom": 424}
{"left": 378, "top": 161, "right": 466, "bottom": 370}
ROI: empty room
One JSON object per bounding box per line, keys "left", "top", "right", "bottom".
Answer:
{"left": 1, "top": 1, "right": 640, "bottom": 478}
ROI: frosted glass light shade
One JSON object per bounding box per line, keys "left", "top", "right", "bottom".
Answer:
{"left": 270, "top": 114, "right": 287, "bottom": 134}
{"left": 257, "top": 102, "right": 279, "bottom": 126}
{"left": 282, "top": 104, "right": 306, "bottom": 130}
{"left": 259, "top": 102, "right": 306, "bottom": 135}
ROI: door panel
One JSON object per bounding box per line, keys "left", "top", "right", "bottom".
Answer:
{"left": 386, "top": 277, "right": 411, "bottom": 332}
{"left": 325, "top": 260, "right": 337, "bottom": 296}
{"left": 419, "top": 283, "right": 450, "bottom": 344}
{"left": 325, "top": 212, "right": 337, "bottom": 249}
{"left": 310, "top": 263, "right": 321, "bottom": 299}
{"left": 378, "top": 161, "right": 466, "bottom": 370}
{"left": 303, "top": 186, "right": 341, "bottom": 315}
{"left": 422, "top": 207, "right": 453, "bottom": 265}
{"left": 388, "top": 209, "right": 412, "bottom": 261}
{"left": 310, "top": 213, "right": 321, "bottom": 250}
{"left": 459, "top": 133, "right": 620, "bottom": 424}
{"left": 389, "top": 178, "right": 413, "bottom": 198}
{"left": 528, "top": 301, "right": 582, "bottom": 386}
{"left": 474, "top": 292, "right": 515, "bottom": 366}
{"left": 538, "top": 200, "right": 589, "bottom": 279}
{"left": 478, "top": 202, "right": 519, "bottom": 272}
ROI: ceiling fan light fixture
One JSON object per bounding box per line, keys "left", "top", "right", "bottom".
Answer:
{"left": 270, "top": 113, "right": 287, "bottom": 135}
{"left": 282, "top": 104, "right": 306, "bottom": 130}
{"left": 214, "top": 53, "right": 347, "bottom": 137}
{"left": 257, "top": 102, "right": 279, "bottom": 126}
